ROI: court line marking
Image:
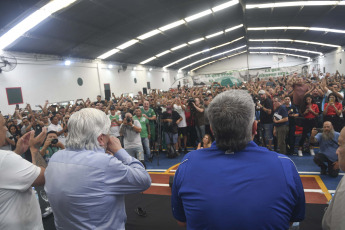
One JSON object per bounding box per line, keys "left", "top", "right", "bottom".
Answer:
{"left": 299, "top": 171, "right": 345, "bottom": 176}
{"left": 301, "top": 175, "right": 332, "bottom": 201}
{"left": 165, "top": 163, "right": 180, "bottom": 174}
{"left": 151, "top": 183, "right": 170, "bottom": 187}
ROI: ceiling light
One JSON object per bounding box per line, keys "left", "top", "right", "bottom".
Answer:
{"left": 137, "top": 29, "right": 161, "bottom": 40}
{"left": 206, "top": 31, "right": 224, "bottom": 39}
{"left": 249, "top": 47, "right": 323, "bottom": 55}
{"left": 212, "top": 0, "right": 239, "bottom": 12}
{"left": 188, "top": 37, "right": 205, "bottom": 45}
{"left": 133, "top": 67, "right": 137, "bottom": 70}
{"left": 117, "top": 39, "right": 139, "bottom": 50}
{"left": 171, "top": 43, "right": 188, "bottom": 51}
{"left": 140, "top": 56, "right": 156, "bottom": 64}
{"left": 225, "top": 24, "right": 243, "bottom": 32}
{"left": 248, "top": 26, "right": 345, "bottom": 34}
{"left": 64, "top": 60, "right": 71, "bottom": 66}
{"left": 159, "top": 20, "right": 185, "bottom": 31}
{"left": 97, "top": 48, "right": 120, "bottom": 59}
{"left": 180, "top": 45, "right": 246, "bottom": 70}
{"left": 250, "top": 51, "right": 310, "bottom": 59}
{"left": 163, "top": 36, "right": 245, "bottom": 68}
{"left": 185, "top": 9, "right": 212, "bottom": 22}
{"left": 108, "top": 64, "right": 113, "bottom": 69}
{"left": 149, "top": 68, "right": 153, "bottom": 71}
{"left": 202, "top": 49, "right": 210, "bottom": 53}
{"left": 0, "top": 0, "right": 76, "bottom": 50}
{"left": 246, "top": 1, "right": 345, "bottom": 9}
{"left": 249, "top": 39, "right": 340, "bottom": 48}
{"left": 156, "top": 50, "right": 171, "bottom": 57}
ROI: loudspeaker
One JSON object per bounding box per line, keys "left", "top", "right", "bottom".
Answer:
{"left": 147, "top": 82, "right": 151, "bottom": 89}
{"left": 104, "top": 84, "right": 110, "bottom": 101}
{"left": 122, "top": 64, "right": 127, "bottom": 72}
{"left": 143, "top": 87, "right": 147, "bottom": 95}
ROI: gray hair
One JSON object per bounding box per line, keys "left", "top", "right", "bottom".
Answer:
{"left": 66, "top": 108, "right": 110, "bottom": 150}
{"left": 207, "top": 90, "right": 255, "bottom": 152}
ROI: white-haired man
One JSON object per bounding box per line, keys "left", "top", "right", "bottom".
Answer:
{"left": 310, "top": 121, "right": 340, "bottom": 177}
{"left": 171, "top": 90, "right": 305, "bottom": 229}
{"left": 322, "top": 126, "right": 345, "bottom": 229}
{"left": 45, "top": 108, "right": 151, "bottom": 229}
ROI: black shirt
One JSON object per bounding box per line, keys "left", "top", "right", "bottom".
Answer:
{"left": 162, "top": 111, "right": 181, "bottom": 133}
{"left": 259, "top": 97, "right": 273, "bottom": 124}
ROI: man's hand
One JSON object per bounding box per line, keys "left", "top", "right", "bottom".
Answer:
{"left": 165, "top": 119, "right": 173, "bottom": 123}
{"left": 106, "top": 136, "right": 122, "bottom": 154}
{"left": 43, "top": 138, "right": 52, "bottom": 148}
{"left": 14, "top": 131, "right": 32, "bottom": 155}
{"left": 333, "top": 161, "right": 340, "bottom": 170}
{"left": 142, "top": 114, "right": 149, "bottom": 119}
{"left": 29, "top": 127, "right": 47, "bottom": 152}
{"left": 273, "top": 118, "right": 278, "bottom": 124}
{"left": 311, "top": 128, "right": 318, "bottom": 137}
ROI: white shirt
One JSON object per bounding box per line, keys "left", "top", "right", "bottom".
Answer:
{"left": 0, "top": 150, "right": 43, "bottom": 230}
{"left": 174, "top": 104, "right": 187, "bottom": 128}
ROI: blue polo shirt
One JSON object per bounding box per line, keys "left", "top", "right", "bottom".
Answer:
{"left": 274, "top": 105, "right": 289, "bottom": 127}
{"left": 172, "top": 141, "right": 305, "bottom": 230}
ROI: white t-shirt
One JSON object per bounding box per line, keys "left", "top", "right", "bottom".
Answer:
{"left": 173, "top": 104, "right": 187, "bottom": 128}
{"left": 0, "top": 150, "right": 43, "bottom": 230}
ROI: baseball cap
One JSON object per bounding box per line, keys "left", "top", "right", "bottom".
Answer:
{"left": 258, "top": 90, "right": 265, "bottom": 95}
{"left": 110, "top": 106, "right": 115, "bottom": 110}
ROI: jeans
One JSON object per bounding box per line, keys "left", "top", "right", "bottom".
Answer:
{"left": 141, "top": 137, "right": 151, "bottom": 159}
{"left": 125, "top": 147, "right": 144, "bottom": 161}
{"left": 262, "top": 123, "right": 273, "bottom": 141}
{"left": 195, "top": 125, "right": 205, "bottom": 143}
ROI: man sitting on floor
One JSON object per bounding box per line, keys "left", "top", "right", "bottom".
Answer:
{"left": 310, "top": 121, "right": 340, "bottom": 177}
{"left": 171, "top": 90, "right": 305, "bottom": 229}
{"left": 322, "top": 126, "right": 345, "bottom": 229}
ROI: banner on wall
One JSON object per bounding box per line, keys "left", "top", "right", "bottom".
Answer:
{"left": 191, "top": 64, "right": 310, "bottom": 86}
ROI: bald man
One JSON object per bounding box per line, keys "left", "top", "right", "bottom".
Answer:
{"left": 310, "top": 121, "right": 340, "bottom": 177}
{"left": 322, "top": 127, "right": 345, "bottom": 229}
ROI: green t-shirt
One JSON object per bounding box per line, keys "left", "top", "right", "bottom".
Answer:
{"left": 133, "top": 115, "right": 149, "bottom": 138}
{"left": 141, "top": 107, "right": 156, "bottom": 125}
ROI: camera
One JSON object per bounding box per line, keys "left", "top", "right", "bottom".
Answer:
{"left": 315, "top": 128, "right": 323, "bottom": 133}
{"left": 187, "top": 98, "right": 195, "bottom": 105}
{"left": 51, "top": 139, "right": 58, "bottom": 145}
{"left": 126, "top": 117, "right": 132, "bottom": 123}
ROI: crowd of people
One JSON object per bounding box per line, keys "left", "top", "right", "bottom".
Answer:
{"left": 1, "top": 71, "right": 345, "bottom": 229}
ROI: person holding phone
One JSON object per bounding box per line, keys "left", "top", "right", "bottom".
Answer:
{"left": 323, "top": 93, "right": 343, "bottom": 132}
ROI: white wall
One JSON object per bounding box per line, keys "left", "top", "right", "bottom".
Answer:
{"left": 194, "top": 53, "right": 309, "bottom": 75}
{"left": 0, "top": 53, "right": 183, "bottom": 115}
{"left": 312, "top": 48, "right": 345, "bottom": 74}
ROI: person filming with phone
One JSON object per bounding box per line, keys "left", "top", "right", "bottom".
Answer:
{"left": 39, "top": 131, "right": 65, "bottom": 164}
{"left": 323, "top": 93, "right": 343, "bottom": 132}
{"left": 310, "top": 121, "right": 340, "bottom": 177}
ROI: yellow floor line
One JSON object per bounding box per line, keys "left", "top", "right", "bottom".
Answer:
{"left": 164, "top": 163, "right": 180, "bottom": 174}
{"left": 300, "top": 175, "right": 332, "bottom": 201}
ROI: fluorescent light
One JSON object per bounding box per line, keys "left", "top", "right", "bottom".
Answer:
{"left": 149, "top": 68, "right": 153, "bottom": 71}
{"left": 156, "top": 50, "right": 171, "bottom": 57}
{"left": 64, "top": 60, "right": 71, "bottom": 66}
{"left": 188, "top": 37, "right": 205, "bottom": 45}
{"left": 108, "top": 64, "right": 113, "bottom": 69}
{"left": 159, "top": 20, "right": 185, "bottom": 31}
{"left": 202, "top": 49, "right": 210, "bottom": 53}
{"left": 185, "top": 9, "right": 212, "bottom": 22}
{"left": 225, "top": 24, "right": 243, "bottom": 32}
{"left": 0, "top": 0, "right": 76, "bottom": 50}
{"left": 248, "top": 26, "right": 345, "bottom": 34}
{"left": 163, "top": 36, "right": 245, "bottom": 68}
{"left": 212, "top": 0, "right": 239, "bottom": 12}
{"left": 246, "top": 1, "right": 345, "bottom": 9}
{"left": 171, "top": 43, "right": 188, "bottom": 51}
{"left": 97, "top": 48, "right": 120, "bottom": 59}
{"left": 140, "top": 56, "right": 157, "bottom": 64}
{"left": 250, "top": 51, "right": 310, "bottom": 59}
{"left": 249, "top": 39, "right": 340, "bottom": 48}
{"left": 180, "top": 45, "right": 247, "bottom": 70}
{"left": 206, "top": 31, "right": 224, "bottom": 39}
{"left": 117, "top": 39, "right": 139, "bottom": 50}
{"left": 137, "top": 29, "right": 161, "bottom": 40}
{"left": 249, "top": 47, "right": 323, "bottom": 55}
{"left": 191, "top": 51, "right": 247, "bottom": 72}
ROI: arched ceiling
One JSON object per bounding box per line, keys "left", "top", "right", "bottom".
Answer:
{"left": 0, "top": 0, "right": 344, "bottom": 72}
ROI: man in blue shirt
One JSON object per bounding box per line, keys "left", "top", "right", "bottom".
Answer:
{"left": 171, "top": 90, "right": 305, "bottom": 230}
{"left": 273, "top": 96, "right": 289, "bottom": 155}
{"left": 45, "top": 108, "right": 151, "bottom": 230}
{"left": 310, "top": 121, "right": 340, "bottom": 177}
